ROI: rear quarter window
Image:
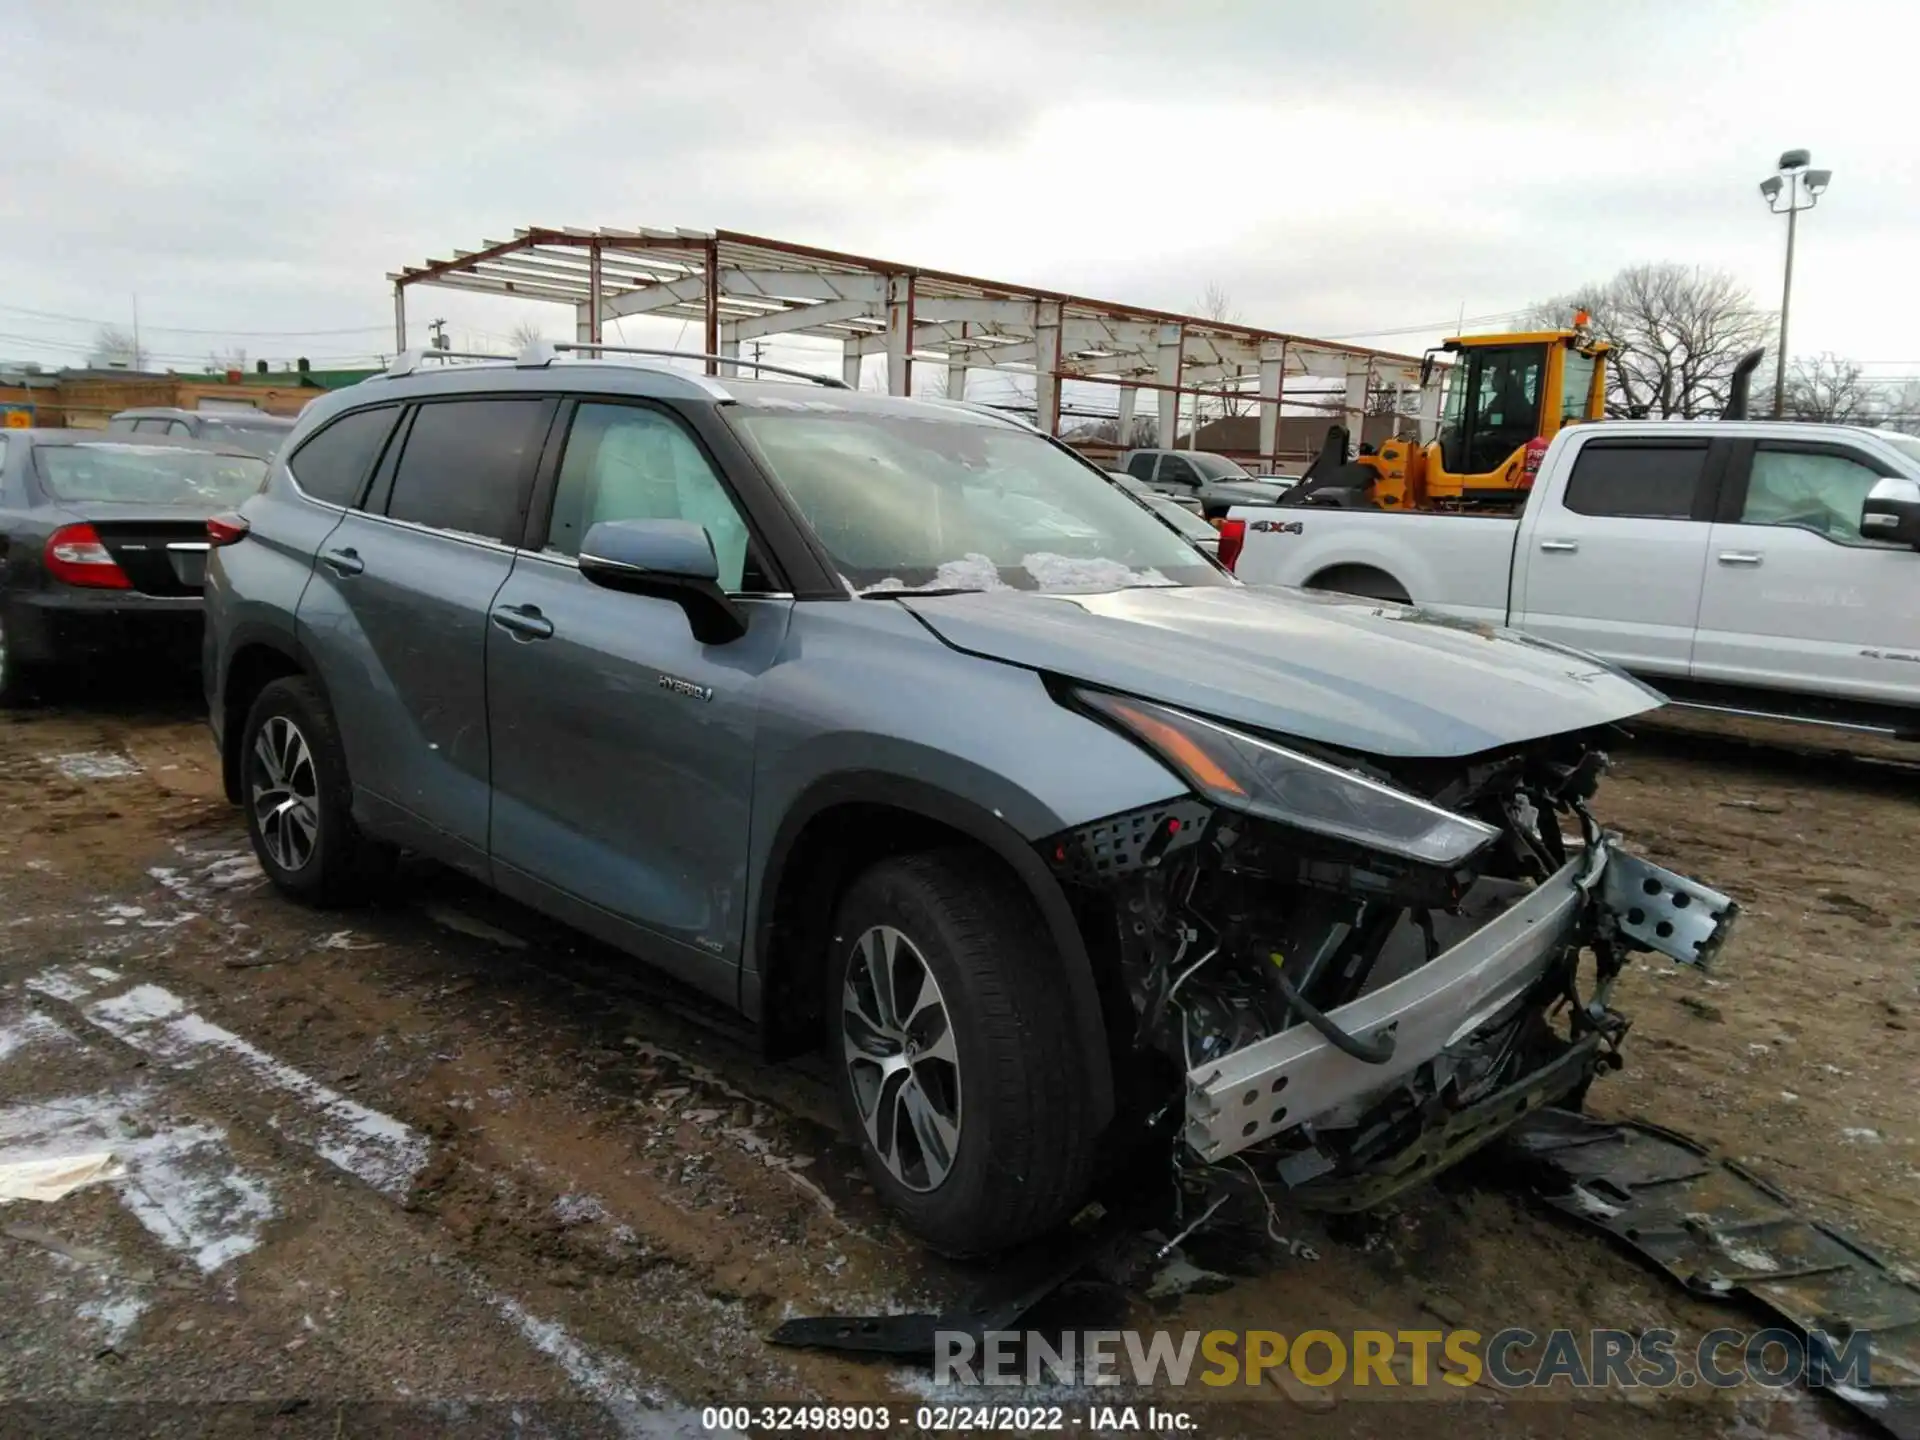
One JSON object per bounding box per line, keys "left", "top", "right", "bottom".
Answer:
{"left": 1561, "top": 442, "right": 1708, "bottom": 520}
{"left": 286, "top": 406, "right": 401, "bottom": 507}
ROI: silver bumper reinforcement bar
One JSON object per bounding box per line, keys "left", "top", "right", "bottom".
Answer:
{"left": 1184, "top": 842, "right": 1738, "bottom": 1163}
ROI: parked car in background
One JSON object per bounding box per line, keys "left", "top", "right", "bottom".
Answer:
{"left": 204, "top": 350, "right": 1732, "bottom": 1254}
{"left": 1110, "top": 471, "right": 1220, "bottom": 556}
{"left": 0, "top": 431, "right": 268, "bottom": 701}
{"left": 1121, "top": 447, "right": 1295, "bottom": 518}
{"left": 1227, "top": 420, "right": 1920, "bottom": 739}
{"left": 109, "top": 407, "right": 297, "bottom": 459}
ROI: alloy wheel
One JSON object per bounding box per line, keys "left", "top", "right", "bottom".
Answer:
{"left": 250, "top": 715, "right": 320, "bottom": 873}
{"left": 841, "top": 924, "right": 963, "bottom": 1192}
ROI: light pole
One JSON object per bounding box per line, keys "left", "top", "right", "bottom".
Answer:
{"left": 1759, "top": 148, "right": 1832, "bottom": 418}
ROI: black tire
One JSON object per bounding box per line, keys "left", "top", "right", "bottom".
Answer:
{"left": 826, "top": 848, "right": 1100, "bottom": 1254}
{"left": 239, "top": 676, "right": 392, "bottom": 905}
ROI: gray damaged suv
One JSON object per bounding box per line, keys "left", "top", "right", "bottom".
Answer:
{"left": 204, "top": 347, "right": 1737, "bottom": 1254}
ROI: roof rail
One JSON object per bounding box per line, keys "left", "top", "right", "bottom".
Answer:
{"left": 383, "top": 347, "right": 518, "bottom": 378}
{"left": 548, "top": 342, "right": 850, "bottom": 389}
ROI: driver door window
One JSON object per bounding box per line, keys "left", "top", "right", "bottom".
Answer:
{"left": 1739, "top": 446, "right": 1885, "bottom": 545}
{"left": 546, "top": 402, "right": 755, "bottom": 591}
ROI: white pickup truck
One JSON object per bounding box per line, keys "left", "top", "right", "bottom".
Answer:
{"left": 1227, "top": 420, "right": 1920, "bottom": 738}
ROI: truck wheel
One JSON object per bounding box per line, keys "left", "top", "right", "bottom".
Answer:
{"left": 827, "top": 848, "right": 1100, "bottom": 1254}
{"left": 240, "top": 676, "right": 392, "bottom": 905}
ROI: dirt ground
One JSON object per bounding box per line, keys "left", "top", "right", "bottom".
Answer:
{"left": 0, "top": 673, "right": 1912, "bottom": 1439}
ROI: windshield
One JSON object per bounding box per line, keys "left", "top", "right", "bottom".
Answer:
{"left": 1187, "top": 452, "right": 1251, "bottom": 480}
{"left": 728, "top": 406, "right": 1227, "bottom": 593}
{"left": 34, "top": 444, "right": 268, "bottom": 506}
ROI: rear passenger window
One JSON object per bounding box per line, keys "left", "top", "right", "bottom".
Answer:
{"left": 1562, "top": 443, "right": 1707, "bottom": 519}
{"left": 287, "top": 406, "right": 400, "bottom": 507}
{"left": 107, "top": 417, "right": 138, "bottom": 434}
{"left": 133, "top": 418, "right": 170, "bottom": 434}
{"left": 384, "top": 399, "right": 547, "bottom": 544}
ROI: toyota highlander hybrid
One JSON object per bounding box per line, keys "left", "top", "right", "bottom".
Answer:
{"left": 203, "top": 347, "right": 1737, "bottom": 1254}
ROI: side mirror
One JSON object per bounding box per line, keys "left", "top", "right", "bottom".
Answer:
{"left": 578, "top": 518, "right": 748, "bottom": 644}
{"left": 1861, "top": 477, "right": 1920, "bottom": 550}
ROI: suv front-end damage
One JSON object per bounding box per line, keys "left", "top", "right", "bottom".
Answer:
{"left": 1045, "top": 690, "right": 1738, "bottom": 1221}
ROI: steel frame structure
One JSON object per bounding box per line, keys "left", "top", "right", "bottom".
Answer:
{"left": 389, "top": 226, "right": 1435, "bottom": 464}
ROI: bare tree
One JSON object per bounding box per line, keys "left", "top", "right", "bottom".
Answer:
{"left": 89, "top": 325, "right": 145, "bottom": 370}
{"left": 1882, "top": 380, "right": 1920, "bottom": 437}
{"left": 1193, "top": 283, "right": 1254, "bottom": 422}
{"left": 1525, "top": 264, "right": 1773, "bottom": 419}
{"left": 1784, "top": 353, "right": 1883, "bottom": 424}
{"left": 508, "top": 319, "right": 551, "bottom": 352}
{"left": 206, "top": 346, "right": 248, "bottom": 373}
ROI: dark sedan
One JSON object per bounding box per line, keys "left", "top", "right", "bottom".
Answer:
{"left": 0, "top": 430, "right": 267, "bottom": 701}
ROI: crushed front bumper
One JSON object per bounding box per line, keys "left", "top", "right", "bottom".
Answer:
{"left": 1183, "top": 841, "right": 1738, "bottom": 1165}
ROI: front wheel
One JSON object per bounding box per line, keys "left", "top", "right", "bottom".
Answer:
{"left": 240, "top": 676, "right": 391, "bottom": 905}
{"left": 827, "top": 849, "right": 1100, "bottom": 1254}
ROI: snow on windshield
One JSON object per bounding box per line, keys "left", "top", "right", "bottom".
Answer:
{"left": 857, "top": 552, "right": 1176, "bottom": 595}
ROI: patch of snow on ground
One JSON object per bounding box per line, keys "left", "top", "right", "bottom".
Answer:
{"left": 0, "top": 1008, "right": 75, "bottom": 1063}
{"left": 0, "top": 1087, "right": 275, "bottom": 1274}
{"left": 23, "top": 965, "right": 119, "bottom": 1003}
{"left": 80, "top": 984, "right": 429, "bottom": 1198}
{"left": 44, "top": 751, "right": 142, "bottom": 781}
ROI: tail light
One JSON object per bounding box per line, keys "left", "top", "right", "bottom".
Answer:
{"left": 207, "top": 513, "right": 250, "bottom": 546}
{"left": 1216, "top": 518, "right": 1246, "bottom": 572}
{"left": 1521, "top": 436, "right": 1550, "bottom": 485}
{"left": 44, "top": 523, "right": 132, "bottom": 590}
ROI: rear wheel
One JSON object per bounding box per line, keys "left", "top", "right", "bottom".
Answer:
{"left": 240, "top": 676, "right": 391, "bottom": 904}
{"left": 827, "top": 849, "right": 1100, "bottom": 1254}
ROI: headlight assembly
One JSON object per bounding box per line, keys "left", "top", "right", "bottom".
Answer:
{"left": 1078, "top": 690, "right": 1498, "bottom": 867}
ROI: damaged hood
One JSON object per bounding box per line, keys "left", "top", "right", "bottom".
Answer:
{"left": 898, "top": 584, "right": 1663, "bottom": 758}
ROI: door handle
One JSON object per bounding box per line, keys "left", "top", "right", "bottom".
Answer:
{"left": 490, "top": 604, "right": 554, "bottom": 641}
{"left": 322, "top": 547, "right": 364, "bottom": 577}
{"left": 1717, "top": 551, "right": 1764, "bottom": 566}
{"left": 1539, "top": 539, "right": 1579, "bottom": 553}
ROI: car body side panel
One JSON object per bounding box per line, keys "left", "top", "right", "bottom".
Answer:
{"left": 294, "top": 513, "right": 513, "bottom": 878}
{"left": 486, "top": 554, "right": 794, "bottom": 988}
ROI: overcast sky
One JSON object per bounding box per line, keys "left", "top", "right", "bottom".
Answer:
{"left": 3, "top": 0, "right": 1913, "bottom": 387}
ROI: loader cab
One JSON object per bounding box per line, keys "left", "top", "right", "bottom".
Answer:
{"left": 1428, "top": 327, "right": 1608, "bottom": 502}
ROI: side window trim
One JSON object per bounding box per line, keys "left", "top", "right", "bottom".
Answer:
{"left": 524, "top": 395, "right": 786, "bottom": 594}
{"left": 360, "top": 405, "right": 416, "bottom": 514}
